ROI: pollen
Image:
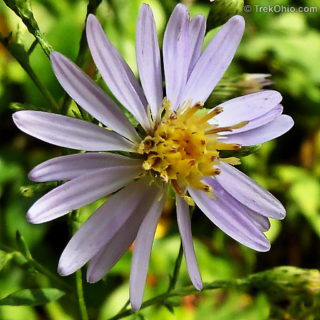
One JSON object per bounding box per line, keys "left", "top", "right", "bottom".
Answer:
{"left": 138, "top": 101, "right": 245, "bottom": 199}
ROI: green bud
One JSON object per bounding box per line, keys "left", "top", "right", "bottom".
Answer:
{"left": 220, "top": 145, "right": 261, "bottom": 159}
{"left": 207, "top": 0, "right": 244, "bottom": 31}
{"left": 247, "top": 267, "right": 320, "bottom": 318}
{"left": 206, "top": 73, "right": 272, "bottom": 107}
{"left": 248, "top": 266, "right": 320, "bottom": 300}
{"left": 239, "top": 74, "right": 273, "bottom": 94}
{"left": 20, "top": 186, "right": 34, "bottom": 198}
{"left": 20, "top": 182, "right": 59, "bottom": 198}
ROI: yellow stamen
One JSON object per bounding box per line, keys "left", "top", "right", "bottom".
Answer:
{"left": 221, "top": 157, "right": 241, "bottom": 165}
{"left": 138, "top": 99, "right": 246, "bottom": 196}
{"left": 214, "top": 143, "right": 242, "bottom": 150}
{"left": 180, "top": 102, "right": 204, "bottom": 121}
{"left": 198, "top": 106, "right": 223, "bottom": 124}
{"left": 206, "top": 126, "right": 233, "bottom": 134}
{"left": 183, "top": 195, "right": 195, "bottom": 206}
{"left": 231, "top": 120, "right": 249, "bottom": 129}
{"left": 205, "top": 121, "right": 249, "bottom": 135}
{"left": 171, "top": 179, "right": 183, "bottom": 195}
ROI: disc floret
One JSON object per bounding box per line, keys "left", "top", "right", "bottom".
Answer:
{"left": 138, "top": 101, "right": 246, "bottom": 197}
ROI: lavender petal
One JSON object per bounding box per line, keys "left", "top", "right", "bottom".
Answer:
{"left": 87, "top": 184, "right": 162, "bottom": 283}
{"left": 58, "top": 178, "right": 156, "bottom": 276}
{"left": 188, "top": 180, "right": 270, "bottom": 252}
{"left": 27, "top": 165, "right": 142, "bottom": 224}
{"left": 86, "top": 14, "right": 150, "bottom": 129}
{"left": 215, "top": 181, "right": 271, "bottom": 232}
{"left": 13, "top": 111, "right": 134, "bottom": 152}
{"left": 29, "top": 153, "right": 142, "bottom": 182}
{"left": 130, "top": 193, "right": 165, "bottom": 311}
{"left": 221, "top": 104, "right": 283, "bottom": 135}
{"left": 50, "top": 52, "right": 140, "bottom": 143}
{"left": 163, "top": 4, "right": 190, "bottom": 110}
{"left": 180, "top": 16, "right": 245, "bottom": 105}
{"left": 136, "top": 4, "right": 163, "bottom": 120}
{"left": 216, "top": 162, "right": 286, "bottom": 219}
{"left": 176, "top": 196, "right": 203, "bottom": 290}
{"left": 245, "top": 210, "right": 271, "bottom": 232}
{"left": 223, "top": 114, "right": 294, "bottom": 146}
{"left": 187, "top": 15, "right": 206, "bottom": 77}
{"left": 214, "top": 90, "right": 283, "bottom": 127}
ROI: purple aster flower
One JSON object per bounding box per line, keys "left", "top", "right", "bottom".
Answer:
{"left": 13, "top": 3, "right": 293, "bottom": 311}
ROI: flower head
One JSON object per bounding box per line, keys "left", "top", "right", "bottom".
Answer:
{"left": 13, "top": 3, "right": 293, "bottom": 311}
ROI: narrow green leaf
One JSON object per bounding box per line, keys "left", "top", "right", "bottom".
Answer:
{"left": 3, "top": 0, "right": 53, "bottom": 56}
{"left": 16, "top": 231, "right": 32, "bottom": 260}
{"left": 0, "top": 289, "right": 65, "bottom": 306}
{"left": 163, "top": 301, "right": 175, "bottom": 314}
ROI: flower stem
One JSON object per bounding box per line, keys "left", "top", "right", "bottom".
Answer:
{"left": 69, "top": 211, "right": 89, "bottom": 320}
{"left": 24, "top": 254, "right": 72, "bottom": 292}
{"left": 107, "top": 278, "right": 249, "bottom": 320}
{"left": 0, "top": 242, "right": 71, "bottom": 292}
{"left": 167, "top": 241, "right": 183, "bottom": 292}
{"left": 75, "top": 269, "right": 89, "bottom": 320}
{"left": 25, "top": 67, "right": 60, "bottom": 112}
{"left": 3, "top": 0, "right": 53, "bottom": 57}
{"left": 0, "top": 34, "right": 59, "bottom": 112}
{"left": 119, "top": 299, "right": 130, "bottom": 313}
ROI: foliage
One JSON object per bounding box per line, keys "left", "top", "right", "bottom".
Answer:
{"left": 0, "top": 0, "right": 319, "bottom": 319}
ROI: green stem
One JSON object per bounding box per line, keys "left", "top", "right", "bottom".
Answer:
{"left": 167, "top": 241, "right": 183, "bottom": 292}
{"left": 118, "top": 300, "right": 130, "bottom": 313}
{"left": 23, "top": 65, "right": 60, "bottom": 112}
{"left": 0, "top": 35, "right": 59, "bottom": 112}
{"left": 69, "top": 211, "right": 89, "bottom": 320}
{"left": 75, "top": 269, "right": 89, "bottom": 320}
{"left": 0, "top": 238, "right": 71, "bottom": 292}
{"left": 24, "top": 254, "right": 72, "bottom": 292}
{"left": 3, "top": 0, "right": 53, "bottom": 57}
{"left": 107, "top": 278, "right": 249, "bottom": 320}
{"left": 0, "top": 242, "right": 71, "bottom": 292}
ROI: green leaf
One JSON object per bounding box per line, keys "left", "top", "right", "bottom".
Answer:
{"left": 0, "top": 250, "right": 13, "bottom": 271}
{"left": 276, "top": 166, "right": 320, "bottom": 236}
{"left": 0, "top": 289, "right": 65, "bottom": 306}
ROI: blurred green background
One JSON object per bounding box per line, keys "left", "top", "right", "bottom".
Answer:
{"left": 0, "top": 0, "right": 320, "bottom": 319}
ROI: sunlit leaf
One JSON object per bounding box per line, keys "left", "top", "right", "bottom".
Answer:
{"left": 0, "top": 250, "right": 13, "bottom": 272}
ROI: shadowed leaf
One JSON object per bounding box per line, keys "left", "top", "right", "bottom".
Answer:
{"left": 0, "top": 289, "right": 65, "bottom": 306}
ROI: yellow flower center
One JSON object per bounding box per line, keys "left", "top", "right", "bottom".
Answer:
{"left": 138, "top": 100, "right": 247, "bottom": 202}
